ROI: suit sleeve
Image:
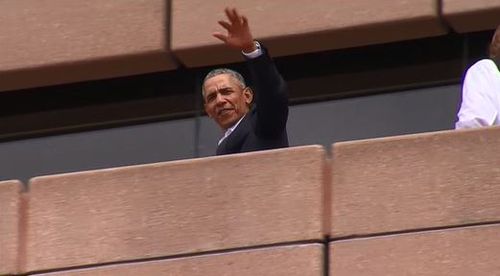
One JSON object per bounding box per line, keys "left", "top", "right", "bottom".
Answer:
{"left": 245, "top": 46, "right": 289, "bottom": 137}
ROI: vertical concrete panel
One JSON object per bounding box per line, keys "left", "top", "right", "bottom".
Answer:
{"left": 443, "top": 0, "right": 500, "bottom": 32}
{"left": 330, "top": 224, "right": 500, "bottom": 275}
{"left": 171, "top": 0, "right": 446, "bottom": 67}
{"left": 331, "top": 127, "right": 500, "bottom": 237}
{"left": 0, "top": 0, "right": 177, "bottom": 91}
{"left": 25, "top": 146, "right": 325, "bottom": 272}
{"left": 0, "top": 180, "right": 23, "bottom": 275}
{"left": 33, "top": 244, "right": 323, "bottom": 276}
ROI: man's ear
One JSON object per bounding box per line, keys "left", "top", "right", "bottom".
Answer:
{"left": 243, "top": 87, "right": 254, "bottom": 105}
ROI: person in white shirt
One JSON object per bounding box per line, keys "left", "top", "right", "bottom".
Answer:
{"left": 456, "top": 26, "right": 500, "bottom": 129}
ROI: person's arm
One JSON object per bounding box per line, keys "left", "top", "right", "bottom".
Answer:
{"left": 213, "top": 8, "right": 288, "bottom": 137}
{"left": 456, "top": 60, "right": 500, "bottom": 129}
{"left": 245, "top": 44, "right": 288, "bottom": 137}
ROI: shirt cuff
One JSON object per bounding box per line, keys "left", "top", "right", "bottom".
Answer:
{"left": 242, "top": 41, "right": 263, "bottom": 59}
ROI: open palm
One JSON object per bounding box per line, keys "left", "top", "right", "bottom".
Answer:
{"left": 213, "top": 8, "right": 256, "bottom": 53}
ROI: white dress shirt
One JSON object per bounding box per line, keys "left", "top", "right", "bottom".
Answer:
{"left": 218, "top": 42, "right": 263, "bottom": 145}
{"left": 456, "top": 59, "right": 500, "bottom": 129}
{"left": 218, "top": 115, "right": 245, "bottom": 145}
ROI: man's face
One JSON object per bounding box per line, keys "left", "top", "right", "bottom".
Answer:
{"left": 203, "top": 74, "right": 253, "bottom": 130}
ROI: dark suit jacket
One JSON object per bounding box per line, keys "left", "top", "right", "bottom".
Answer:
{"left": 216, "top": 46, "right": 289, "bottom": 155}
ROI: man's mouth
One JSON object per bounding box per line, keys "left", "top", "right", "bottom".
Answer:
{"left": 217, "top": 108, "right": 234, "bottom": 116}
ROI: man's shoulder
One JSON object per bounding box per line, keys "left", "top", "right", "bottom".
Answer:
{"left": 465, "top": 59, "right": 500, "bottom": 81}
{"left": 469, "top": 59, "right": 498, "bottom": 72}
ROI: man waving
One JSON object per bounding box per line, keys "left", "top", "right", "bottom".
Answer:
{"left": 202, "top": 8, "right": 289, "bottom": 155}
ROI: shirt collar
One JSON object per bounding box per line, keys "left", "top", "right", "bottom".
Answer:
{"left": 218, "top": 115, "right": 246, "bottom": 145}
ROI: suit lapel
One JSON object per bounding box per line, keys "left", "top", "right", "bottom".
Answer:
{"left": 216, "top": 109, "right": 254, "bottom": 155}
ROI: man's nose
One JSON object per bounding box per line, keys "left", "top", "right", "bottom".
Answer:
{"left": 215, "top": 93, "right": 225, "bottom": 105}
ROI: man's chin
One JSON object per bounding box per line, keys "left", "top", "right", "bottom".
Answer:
{"left": 217, "top": 116, "right": 239, "bottom": 130}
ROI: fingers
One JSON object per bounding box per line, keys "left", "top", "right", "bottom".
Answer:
{"left": 225, "top": 7, "right": 243, "bottom": 27}
{"left": 212, "top": 32, "right": 228, "bottom": 43}
{"left": 218, "top": 20, "right": 231, "bottom": 31}
{"left": 241, "top": 15, "right": 248, "bottom": 27}
{"left": 232, "top": 8, "right": 243, "bottom": 25}
{"left": 224, "top": 7, "right": 232, "bottom": 19}
{"left": 224, "top": 7, "right": 236, "bottom": 24}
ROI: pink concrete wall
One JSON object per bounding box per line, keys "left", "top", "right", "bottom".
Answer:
{"left": 33, "top": 244, "right": 323, "bottom": 276}
{"left": 0, "top": 180, "right": 23, "bottom": 275}
{"left": 0, "top": 0, "right": 177, "bottom": 92}
{"left": 2, "top": 0, "right": 499, "bottom": 90}
{"left": 24, "top": 146, "right": 325, "bottom": 272}
{"left": 443, "top": 0, "right": 500, "bottom": 32}
{"left": 3, "top": 127, "right": 500, "bottom": 274}
{"left": 331, "top": 127, "right": 500, "bottom": 238}
{"left": 331, "top": 224, "right": 500, "bottom": 275}
{"left": 171, "top": 0, "right": 446, "bottom": 67}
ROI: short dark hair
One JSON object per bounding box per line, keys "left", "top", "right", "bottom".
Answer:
{"left": 202, "top": 68, "right": 246, "bottom": 97}
{"left": 489, "top": 26, "right": 500, "bottom": 64}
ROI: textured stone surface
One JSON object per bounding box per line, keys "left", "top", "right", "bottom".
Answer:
{"left": 171, "top": 0, "right": 446, "bottom": 67}
{"left": 0, "top": 180, "right": 23, "bottom": 275}
{"left": 25, "top": 146, "right": 325, "bottom": 272}
{"left": 442, "top": 0, "right": 500, "bottom": 32}
{"left": 330, "top": 224, "right": 500, "bottom": 275}
{"left": 34, "top": 244, "right": 323, "bottom": 276}
{"left": 331, "top": 127, "right": 500, "bottom": 237}
{"left": 0, "top": 0, "right": 176, "bottom": 92}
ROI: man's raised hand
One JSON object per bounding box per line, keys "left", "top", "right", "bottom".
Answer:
{"left": 213, "top": 7, "right": 256, "bottom": 53}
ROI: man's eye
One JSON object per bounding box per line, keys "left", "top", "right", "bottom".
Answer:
{"left": 206, "top": 95, "right": 215, "bottom": 102}
{"left": 221, "top": 89, "right": 232, "bottom": 95}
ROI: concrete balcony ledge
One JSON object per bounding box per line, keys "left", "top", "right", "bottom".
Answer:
{"left": 0, "top": 180, "right": 23, "bottom": 275}
{"left": 23, "top": 145, "right": 325, "bottom": 272}
{"left": 3, "top": 127, "right": 500, "bottom": 274}
{"left": 331, "top": 126, "right": 500, "bottom": 237}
